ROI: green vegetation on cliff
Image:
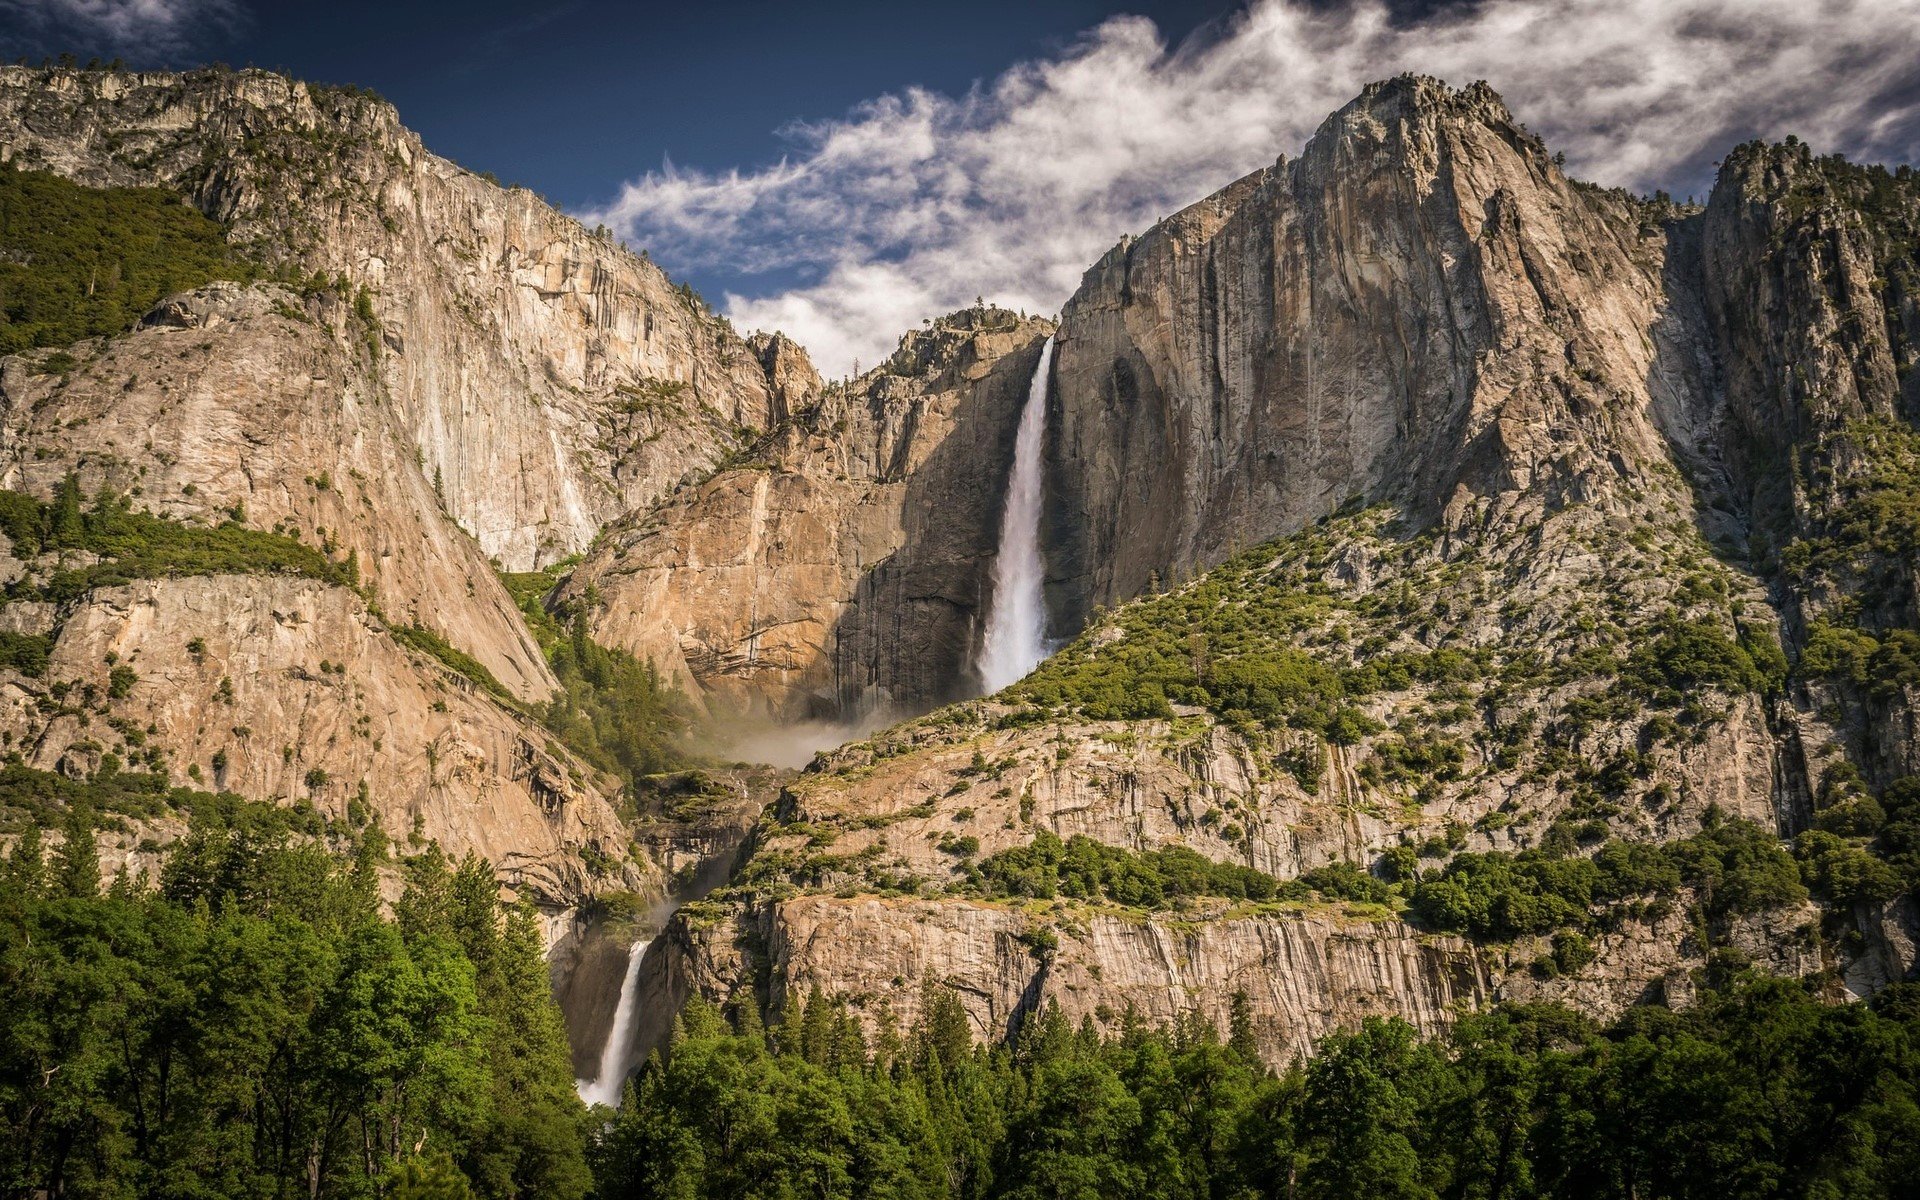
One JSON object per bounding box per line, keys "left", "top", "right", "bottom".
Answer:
{"left": 1002, "top": 504, "right": 1769, "bottom": 792}
{"left": 590, "top": 973, "right": 1920, "bottom": 1199}
{"left": 0, "top": 161, "right": 261, "bottom": 354}
{"left": 501, "top": 560, "right": 690, "bottom": 795}
{"left": 952, "top": 812, "right": 1806, "bottom": 941}
{"left": 0, "top": 760, "right": 326, "bottom": 837}
{"left": 1410, "top": 808, "right": 1807, "bottom": 938}
{"left": 1, "top": 477, "right": 357, "bottom": 602}
{"left": 966, "top": 830, "right": 1396, "bottom": 909}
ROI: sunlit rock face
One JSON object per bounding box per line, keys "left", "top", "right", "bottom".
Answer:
{"left": 559, "top": 309, "right": 1056, "bottom": 724}
{"left": 633, "top": 76, "right": 1920, "bottom": 1057}
{"left": 1047, "top": 76, "right": 1700, "bottom": 622}
{"left": 0, "top": 64, "right": 806, "bottom": 573}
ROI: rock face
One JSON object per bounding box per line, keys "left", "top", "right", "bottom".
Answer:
{"left": 562, "top": 310, "right": 1054, "bottom": 721}
{"left": 0, "top": 275, "right": 643, "bottom": 902}
{"left": 7, "top": 64, "right": 1919, "bottom": 1065}
{"left": 0, "top": 573, "right": 630, "bottom": 901}
{"left": 625, "top": 77, "right": 1920, "bottom": 1062}
{"left": 0, "top": 64, "right": 811, "bottom": 571}
{"left": 0, "top": 282, "right": 550, "bottom": 700}
{"left": 680, "top": 896, "right": 1490, "bottom": 1065}
{"left": 1047, "top": 77, "right": 1689, "bottom": 623}
{"left": 0, "top": 64, "right": 814, "bottom": 903}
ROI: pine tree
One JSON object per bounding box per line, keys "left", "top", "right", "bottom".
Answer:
{"left": 1228, "top": 990, "right": 1261, "bottom": 1065}
{"left": 54, "top": 804, "right": 99, "bottom": 898}
{"left": 2, "top": 825, "right": 45, "bottom": 898}
{"left": 49, "top": 472, "right": 83, "bottom": 547}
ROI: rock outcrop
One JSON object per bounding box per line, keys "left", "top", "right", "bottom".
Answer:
{"left": 0, "top": 64, "right": 820, "bottom": 903}
{"left": 1046, "top": 77, "right": 1691, "bottom": 623}
{"left": 0, "top": 573, "right": 630, "bottom": 901}
{"left": 0, "top": 64, "right": 813, "bottom": 572}
{"left": 0, "top": 281, "right": 550, "bottom": 699}
{"left": 562, "top": 309, "right": 1053, "bottom": 721}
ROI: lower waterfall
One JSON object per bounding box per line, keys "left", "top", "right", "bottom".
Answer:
{"left": 977, "top": 335, "right": 1056, "bottom": 692}
{"left": 576, "top": 938, "right": 648, "bottom": 1108}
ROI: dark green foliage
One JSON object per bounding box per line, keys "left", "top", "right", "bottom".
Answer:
{"left": 0, "top": 631, "right": 50, "bottom": 677}
{"left": 1784, "top": 420, "right": 1920, "bottom": 702}
{"left": 542, "top": 616, "right": 687, "bottom": 783}
{"left": 590, "top": 975, "right": 1920, "bottom": 1199}
{"left": 498, "top": 564, "right": 570, "bottom": 649}
{"left": 1796, "top": 829, "right": 1906, "bottom": 907}
{"left": 972, "top": 830, "right": 1285, "bottom": 906}
{"left": 1411, "top": 811, "right": 1804, "bottom": 939}
{"left": 1005, "top": 538, "right": 1466, "bottom": 735}
{"left": 106, "top": 663, "right": 136, "bottom": 698}
{"left": 497, "top": 562, "right": 691, "bottom": 789}
{"left": 3, "top": 481, "right": 354, "bottom": 603}
{"left": 0, "top": 821, "right": 590, "bottom": 1199}
{"left": 392, "top": 621, "right": 520, "bottom": 706}
{"left": 0, "top": 760, "right": 325, "bottom": 836}
{"left": 1619, "top": 615, "right": 1771, "bottom": 700}
{"left": 1877, "top": 776, "right": 1920, "bottom": 887}
{"left": 0, "top": 161, "right": 261, "bottom": 353}
{"left": 963, "top": 832, "right": 1404, "bottom": 911}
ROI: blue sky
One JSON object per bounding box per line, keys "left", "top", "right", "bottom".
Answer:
{"left": 0, "top": 1, "right": 1245, "bottom": 208}
{"left": 6, "top": 0, "right": 1919, "bottom": 372}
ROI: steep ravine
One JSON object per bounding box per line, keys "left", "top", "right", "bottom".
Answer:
{"left": 560, "top": 308, "right": 1056, "bottom": 723}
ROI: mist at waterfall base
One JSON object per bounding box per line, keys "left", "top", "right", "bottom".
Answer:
{"left": 576, "top": 938, "right": 649, "bottom": 1108}
{"left": 977, "top": 336, "right": 1057, "bottom": 694}
{"left": 705, "top": 706, "right": 899, "bottom": 769}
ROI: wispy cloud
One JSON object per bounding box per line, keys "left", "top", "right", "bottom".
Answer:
{"left": 0, "top": 0, "right": 245, "bottom": 59}
{"left": 584, "top": 0, "right": 1920, "bottom": 376}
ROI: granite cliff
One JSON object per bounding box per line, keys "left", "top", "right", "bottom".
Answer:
{"left": 560, "top": 308, "right": 1053, "bottom": 722}
{"left": 0, "top": 64, "right": 809, "bottom": 904}
{"left": 623, "top": 77, "right": 1920, "bottom": 1065}
{"left": 5, "top": 64, "right": 1920, "bottom": 1076}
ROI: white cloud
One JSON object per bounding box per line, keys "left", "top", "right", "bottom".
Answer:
{"left": 0, "top": 0, "right": 244, "bottom": 57}
{"left": 586, "top": 0, "right": 1920, "bottom": 376}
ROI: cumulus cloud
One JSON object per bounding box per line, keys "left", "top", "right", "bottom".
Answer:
{"left": 586, "top": 0, "right": 1920, "bottom": 375}
{"left": 0, "top": 0, "right": 244, "bottom": 58}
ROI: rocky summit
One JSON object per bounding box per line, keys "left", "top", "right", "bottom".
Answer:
{"left": 4, "top": 51, "right": 1920, "bottom": 1200}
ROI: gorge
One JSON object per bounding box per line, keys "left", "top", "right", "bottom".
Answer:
{"left": 3, "top": 53, "right": 1920, "bottom": 1198}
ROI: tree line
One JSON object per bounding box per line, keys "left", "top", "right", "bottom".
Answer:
{"left": 6, "top": 806, "right": 1920, "bottom": 1198}
{"left": 0, "top": 812, "right": 591, "bottom": 1199}
{"left": 594, "top": 971, "right": 1920, "bottom": 1200}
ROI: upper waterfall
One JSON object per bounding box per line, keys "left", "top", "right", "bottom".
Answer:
{"left": 977, "top": 335, "right": 1056, "bottom": 693}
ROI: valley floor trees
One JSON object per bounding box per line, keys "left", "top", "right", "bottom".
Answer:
{"left": 589, "top": 972, "right": 1920, "bottom": 1200}
{"left": 0, "top": 819, "right": 592, "bottom": 1200}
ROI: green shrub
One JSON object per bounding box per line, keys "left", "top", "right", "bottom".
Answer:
{"left": 0, "top": 161, "right": 262, "bottom": 353}
{"left": 974, "top": 830, "right": 1286, "bottom": 908}
{"left": 389, "top": 622, "right": 517, "bottom": 707}
{"left": 0, "top": 632, "right": 51, "bottom": 677}
{"left": 1411, "top": 812, "right": 1802, "bottom": 940}
{"left": 6, "top": 480, "right": 355, "bottom": 601}
{"left": 1620, "top": 615, "right": 1767, "bottom": 699}
{"left": 106, "top": 665, "right": 136, "bottom": 698}
{"left": 1796, "top": 830, "right": 1906, "bottom": 907}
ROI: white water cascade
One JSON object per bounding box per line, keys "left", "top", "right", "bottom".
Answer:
{"left": 977, "top": 335, "right": 1057, "bottom": 693}
{"left": 576, "top": 938, "right": 648, "bottom": 1108}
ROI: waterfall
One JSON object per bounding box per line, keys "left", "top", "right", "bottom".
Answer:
{"left": 576, "top": 938, "right": 648, "bottom": 1108}
{"left": 978, "top": 335, "right": 1056, "bottom": 693}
